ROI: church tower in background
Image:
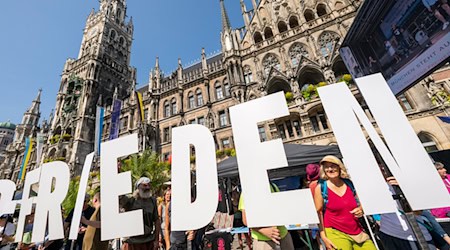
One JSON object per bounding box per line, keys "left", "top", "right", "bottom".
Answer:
{"left": 46, "top": 0, "right": 135, "bottom": 174}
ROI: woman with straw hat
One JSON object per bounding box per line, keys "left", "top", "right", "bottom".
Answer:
{"left": 313, "top": 155, "right": 376, "bottom": 250}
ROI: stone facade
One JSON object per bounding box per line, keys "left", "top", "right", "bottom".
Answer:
{"left": 0, "top": 121, "right": 16, "bottom": 165}
{"left": 1, "top": 0, "right": 450, "bottom": 183}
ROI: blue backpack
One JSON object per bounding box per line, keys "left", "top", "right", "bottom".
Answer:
{"left": 318, "top": 178, "right": 360, "bottom": 215}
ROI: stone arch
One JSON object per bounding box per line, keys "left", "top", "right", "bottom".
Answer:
{"left": 318, "top": 31, "right": 340, "bottom": 59}
{"left": 316, "top": 3, "right": 328, "bottom": 17}
{"left": 254, "top": 32, "right": 263, "bottom": 43}
{"left": 278, "top": 21, "right": 288, "bottom": 33}
{"left": 289, "top": 16, "right": 299, "bottom": 28}
{"left": 289, "top": 43, "right": 310, "bottom": 68}
{"left": 304, "top": 9, "right": 315, "bottom": 22}
{"left": 54, "top": 126, "right": 62, "bottom": 135}
{"left": 266, "top": 76, "right": 292, "bottom": 95}
{"left": 262, "top": 53, "right": 281, "bottom": 76}
{"left": 110, "top": 29, "right": 116, "bottom": 41}
{"left": 264, "top": 27, "right": 274, "bottom": 39}
{"left": 332, "top": 56, "right": 350, "bottom": 80}
{"left": 335, "top": 1, "right": 344, "bottom": 9}
{"left": 297, "top": 66, "right": 325, "bottom": 89}
{"left": 418, "top": 131, "right": 440, "bottom": 152}
{"left": 48, "top": 148, "right": 56, "bottom": 158}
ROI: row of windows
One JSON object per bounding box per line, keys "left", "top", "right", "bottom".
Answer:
{"left": 0, "top": 130, "right": 13, "bottom": 135}
{"left": 163, "top": 82, "right": 231, "bottom": 118}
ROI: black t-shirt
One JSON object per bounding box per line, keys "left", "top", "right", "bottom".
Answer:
{"left": 122, "top": 196, "right": 158, "bottom": 244}
{"left": 65, "top": 205, "right": 96, "bottom": 241}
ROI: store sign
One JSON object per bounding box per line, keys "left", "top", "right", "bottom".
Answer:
{"left": 1, "top": 74, "right": 449, "bottom": 242}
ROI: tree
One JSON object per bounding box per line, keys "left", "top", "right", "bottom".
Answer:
{"left": 120, "top": 149, "right": 171, "bottom": 195}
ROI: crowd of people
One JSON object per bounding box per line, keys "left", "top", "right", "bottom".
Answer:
{"left": 1, "top": 156, "right": 450, "bottom": 250}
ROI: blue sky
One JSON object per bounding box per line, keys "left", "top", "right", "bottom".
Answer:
{"left": 1, "top": 0, "right": 247, "bottom": 125}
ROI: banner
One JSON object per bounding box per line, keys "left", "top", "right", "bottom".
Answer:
{"left": 35, "top": 133, "right": 45, "bottom": 165}
{"left": 341, "top": 0, "right": 450, "bottom": 95}
{"left": 136, "top": 91, "right": 145, "bottom": 122}
{"left": 94, "top": 106, "right": 105, "bottom": 155}
{"left": 18, "top": 137, "right": 33, "bottom": 180}
{"left": 109, "top": 99, "right": 122, "bottom": 140}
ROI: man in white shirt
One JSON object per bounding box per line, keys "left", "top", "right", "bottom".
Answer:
{"left": 0, "top": 215, "right": 16, "bottom": 250}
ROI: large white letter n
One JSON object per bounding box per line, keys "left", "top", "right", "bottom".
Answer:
{"left": 318, "top": 73, "right": 450, "bottom": 214}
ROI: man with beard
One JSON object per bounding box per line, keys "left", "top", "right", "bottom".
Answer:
{"left": 120, "top": 177, "right": 160, "bottom": 250}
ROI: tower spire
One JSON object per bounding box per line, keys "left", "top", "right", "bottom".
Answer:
{"left": 220, "top": 0, "right": 231, "bottom": 32}
{"left": 29, "top": 89, "right": 42, "bottom": 115}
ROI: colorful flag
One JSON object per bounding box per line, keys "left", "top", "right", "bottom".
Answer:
{"left": 94, "top": 106, "right": 105, "bottom": 155}
{"left": 136, "top": 91, "right": 145, "bottom": 122}
{"left": 109, "top": 99, "right": 122, "bottom": 140}
{"left": 438, "top": 116, "right": 450, "bottom": 124}
{"left": 19, "top": 137, "right": 33, "bottom": 180}
{"left": 35, "top": 133, "right": 44, "bottom": 165}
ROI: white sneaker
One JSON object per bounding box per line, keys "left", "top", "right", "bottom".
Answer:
{"left": 443, "top": 21, "right": 449, "bottom": 30}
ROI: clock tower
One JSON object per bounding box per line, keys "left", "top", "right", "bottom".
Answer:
{"left": 46, "top": 0, "right": 135, "bottom": 175}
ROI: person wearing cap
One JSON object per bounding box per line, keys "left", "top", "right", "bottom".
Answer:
{"left": 64, "top": 194, "right": 96, "bottom": 250}
{"left": 314, "top": 155, "right": 376, "bottom": 250}
{"left": 0, "top": 215, "right": 15, "bottom": 250}
{"left": 306, "top": 163, "right": 323, "bottom": 250}
{"left": 306, "top": 163, "right": 321, "bottom": 196}
{"left": 120, "top": 177, "right": 160, "bottom": 250}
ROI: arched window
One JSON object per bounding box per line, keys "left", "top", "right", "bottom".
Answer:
{"left": 318, "top": 31, "right": 340, "bottom": 59}
{"left": 243, "top": 66, "right": 253, "bottom": 84}
{"left": 254, "top": 32, "right": 263, "bottom": 43}
{"left": 171, "top": 98, "right": 177, "bottom": 115}
{"left": 223, "top": 79, "right": 230, "bottom": 97}
{"left": 289, "top": 43, "right": 309, "bottom": 67}
{"left": 289, "top": 16, "right": 299, "bottom": 28}
{"left": 110, "top": 30, "right": 116, "bottom": 41}
{"left": 262, "top": 54, "right": 281, "bottom": 76}
{"left": 215, "top": 82, "right": 224, "bottom": 100}
{"left": 335, "top": 1, "right": 344, "bottom": 9}
{"left": 188, "top": 92, "right": 195, "bottom": 109}
{"left": 264, "top": 27, "right": 274, "bottom": 39}
{"left": 119, "top": 37, "right": 125, "bottom": 47}
{"left": 164, "top": 101, "right": 170, "bottom": 117}
{"left": 317, "top": 3, "right": 328, "bottom": 17}
{"left": 278, "top": 21, "right": 288, "bottom": 33}
{"left": 304, "top": 9, "right": 315, "bottom": 22}
{"left": 418, "top": 133, "right": 438, "bottom": 152}
{"left": 196, "top": 89, "right": 203, "bottom": 106}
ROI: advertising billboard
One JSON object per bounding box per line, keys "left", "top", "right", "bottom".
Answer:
{"left": 341, "top": 0, "right": 450, "bottom": 95}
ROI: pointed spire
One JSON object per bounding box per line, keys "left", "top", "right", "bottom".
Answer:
{"left": 201, "top": 48, "right": 208, "bottom": 75}
{"left": 155, "top": 56, "right": 160, "bottom": 70}
{"left": 177, "top": 58, "right": 183, "bottom": 83}
{"left": 240, "top": 0, "right": 250, "bottom": 29}
{"left": 29, "top": 89, "right": 42, "bottom": 115}
{"left": 220, "top": 0, "right": 231, "bottom": 32}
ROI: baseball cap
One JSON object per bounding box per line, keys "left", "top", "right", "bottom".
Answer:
{"left": 135, "top": 177, "right": 151, "bottom": 189}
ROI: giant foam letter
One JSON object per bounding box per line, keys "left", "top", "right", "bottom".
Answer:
{"left": 15, "top": 168, "right": 41, "bottom": 242}
{"left": 101, "top": 134, "right": 142, "bottom": 240}
{"left": 230, "top": 91, "right": 319, "bottom": 227}
{"left": 317, "top": 73, "right": 450, "bottom": 214}
{"left": 33, "top": 161, "right": 70, "bottom": 242}
{"left": 171, "top": 125, "right": 219, "bottom": 230}
{"left": 0, "top": 180, "right": 17, "bottom": 217}
{"left": 69, "top": 152, "right": 95, "bottom": 240}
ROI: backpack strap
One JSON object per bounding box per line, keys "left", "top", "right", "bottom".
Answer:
{"left": 342, "top": 178, "right": 360, "bottom": 206}
{"left": 318, "top": 179, "right": 328, "bottom": 215}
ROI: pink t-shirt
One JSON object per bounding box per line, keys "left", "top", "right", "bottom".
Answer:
{"left": 431, "top": 174, "right": 450, "bottom": 218}
{"left": 323, "top": 186, "right": 362, "bottom": 235}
